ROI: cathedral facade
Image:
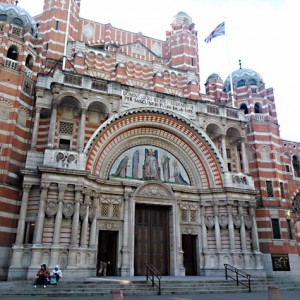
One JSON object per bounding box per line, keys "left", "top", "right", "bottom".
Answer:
{"left": 0, "top": 0, "right": 299, "bottom": 280}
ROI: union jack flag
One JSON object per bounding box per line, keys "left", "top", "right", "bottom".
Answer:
{"left": 204, "top": 21, "right": 225, "bottom": 43}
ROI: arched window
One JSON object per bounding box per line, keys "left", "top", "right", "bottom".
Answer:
{"left": 249, "top": 79, "right": 257, "bottom": 85}
{"left": 240, "top": 103, "right": 248, "bottom": 114}
{"left": 292, "top": 155, "right": 300, "bottom": 177}
{"left": 268, "top": 105, "right": 272, "bottom": 116}
{"left": 12, "top": 17, "right": 23, "bottom": 27}
{"left": 25, "top": 54, "right": 34, "bottom": 69}
{"left": 254, "top": 102, "right": 261, "bottom": 113}
{"left": 7, "top": 45, "right": 18, "bottom": 61}
{"left": 0, "top": 14, "right": 7, "bottom": 22}
{"left": 237, "top": 79, "right": 246, "bottom": 87}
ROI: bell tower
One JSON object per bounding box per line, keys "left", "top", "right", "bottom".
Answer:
{"left": 38, "top": 0, "right": 81, "bottom": 66}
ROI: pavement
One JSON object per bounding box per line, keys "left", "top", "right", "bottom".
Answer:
{"left": 0, "top": 290, "right": 298, "bottom": 300}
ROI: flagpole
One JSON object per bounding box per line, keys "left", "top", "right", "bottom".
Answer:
{"left": 224, "top": 19, "right": 235, "bottom": 108}
{"left": 63, "top": 0, "right": 72, "bottom": 71}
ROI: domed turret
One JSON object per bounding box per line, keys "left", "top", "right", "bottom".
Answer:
{"left": 0, "top": 3, "right": 38, "bottom": 35}
{"left": 206, "top": 73, "right": 223, "bottom": 83}
{"left": 171, "top": 11, "right": 193, "bottom": 27}
{"left": 224, "top": 68, "right": 264, "bottom": 92}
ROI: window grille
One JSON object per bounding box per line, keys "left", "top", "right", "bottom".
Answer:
{"left": 190, "top": 210, "right": 196, "bottom": 222}
{"left": 91, "top": 81, "right": 107, "bottom": 91}
{"left": 101, "top": 203, "right": 109, "bottom": 217}
{"left": 226, "top": 148, "right": 231, "bottom": 159}
{"left": 266, "top": 181, "right": 274, "bottom": 197}
{"left": 181, "top": 209, "right": 187, "bottom": 222}
{"left": 112, "top": 203, "right": 119, "bottom": 218}
{"left": 59, "top": 121, "right": 73, "bottom": 135}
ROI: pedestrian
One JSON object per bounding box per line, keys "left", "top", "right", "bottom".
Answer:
{"left": 34, "top": 264, "right": 50, "bottom": 288}
{"left": 50, "top": 265, "right": 62, "bottom": 284}
{"left": 98, "top": 251, "right": 110, "bottom": 276}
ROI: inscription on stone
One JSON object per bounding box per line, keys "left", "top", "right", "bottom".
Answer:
{"left": 121, "top": 90, "right": 195, "bottom": 118}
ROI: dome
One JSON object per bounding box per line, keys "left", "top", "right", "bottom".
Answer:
{"left": 0, "top": 3, "right": 38, "bottom": 35}
{"left": 224, "top": 68, "right": 264, "bottom": 92}
{"left": 206, "top": 73, "right": 223, "bottom": 83}
{"left": 172, "top": 11, "right": 193, "bottom": 27}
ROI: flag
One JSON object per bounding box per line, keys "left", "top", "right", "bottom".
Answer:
{"left": 204, "top": 21, "right": 225, "bottom": 43}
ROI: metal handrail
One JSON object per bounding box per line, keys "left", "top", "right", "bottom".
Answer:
{"left": 224, "top": 263, "right": 252, "bottom": 292}
{"left": 146, "top": 263, "right": 162, "bottom": 295}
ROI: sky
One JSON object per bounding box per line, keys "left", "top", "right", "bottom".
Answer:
{"left": 18, "top": 0, "right": 299, "bottom": 142}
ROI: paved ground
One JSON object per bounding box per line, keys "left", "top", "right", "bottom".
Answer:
{"left": 0, "top": 290, "right": 298, "bottom": 300}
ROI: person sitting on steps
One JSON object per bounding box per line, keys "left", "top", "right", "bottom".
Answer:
{"left": 34, "top": 264, "right": 50, "bottom": 288}
{"left": 50, "top": 265, "right": 62, "bottom": 284}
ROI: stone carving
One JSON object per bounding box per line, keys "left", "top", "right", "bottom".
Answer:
{"left": 55, "top": 151, "right": 77, "bottom": 168}
{"left": 233, "top": 214, "right": 241, "bottom": 228}
{"left": 45, "top": 201, "right": 58, "bottom": 217}
{"left": 204, "top": 216, "right": 215, "bottom": 228}
{"left": 244, "top": 215, "right": 253, "bottom": 229}
{"left": 62, "top": 202, "right": 75, "bottom": 218}
{"left": 232, "top": 174, "right": 248, "bottom": 185}
{"left": 219, "top": 214, "right": 228, "bottom": 228}
{"left": 89, "top": 205, "right": 96, "bottom": 221}
{"left": 142, "top": 186, "right": 169, "bottom": 197}
{"left": 79, "top": 203, "right": 88, "bottom": 219}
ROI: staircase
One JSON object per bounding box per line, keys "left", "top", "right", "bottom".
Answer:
{"left": 0, "top": 276, "right": 299, "bottom": 297}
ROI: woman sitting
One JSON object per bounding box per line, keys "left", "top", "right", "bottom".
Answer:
{"left": 34, "top": 264, "right": 50, "bottom": 288}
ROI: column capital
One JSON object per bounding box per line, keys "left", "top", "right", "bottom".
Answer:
{"left": 40, "top": 182, "right": 50, "bottom": 190}
{"left": 58, "top": 183, "right": 68, "bottom": 192}
{"left": 23, "top": 183, "right": 32, "bottom": 192}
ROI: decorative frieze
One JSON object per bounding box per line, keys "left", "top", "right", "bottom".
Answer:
{"left": 45, "top": 201, "right": 58, "bottom": 217}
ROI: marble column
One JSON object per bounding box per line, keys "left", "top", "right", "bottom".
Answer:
{"left": 80, "top": 190, "right": 90, "bottom": 248}
{"left": 200, "top": 206, "right": 208, "bottom": 251}
{"left": 233, "top": 144, "right": 241, "bottom": 173}
{"left": 121, "top": 192, "right": 131, "bottom": 276}
{"left": 221, "top": 134, "right": 228, "bottom": 171}
{"left": 227, "top": 204, "right": 236, "bottom": 251}
{"left": 70, "top": 187, "right": 82, "bottom": 246}
{"left": 240, "top": 138, "right": 249, "bottom": 174}
{"left": 33, "top": 183, "right": 48, "bottom": 244}
{"left": 47, "top": 104, "right": 57, "bottom": 149}
{"left": 89, "top": 192, "right": 99, "bottom": 248}
{"left": 77, "top": 108, "right": 86, "bottom": 152}
{"left": 238, "top": 204, "right": 247, "bottom": 251}
{"left": 214, "top": 203, "right": 221, "bottom": 251}
{"left": 53, "top": 184, "right": 66, "bottom": 245}
{"left": 249, "top": 206, "right": 260, "bottom": 252}
{"left": 15, "top": 184, "right": 31, "bottom": 245}
{"left": 30, "top": 107, "right": 41, "bottom": 150}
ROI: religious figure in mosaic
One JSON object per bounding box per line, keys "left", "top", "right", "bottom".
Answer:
{"left": 173, "top": 160, "right": 188, "bottom": 185}
{"left": 144, "top": 149, "right": 160, "bottom": 180}
{"left": 114, "top": 155, "right": 129, "bottom": 177}
{"left": 161, "top": 154, "right": 170, "bottom": 182}
{"left": 132, "top": 150, "right": 140, "bottom": 178}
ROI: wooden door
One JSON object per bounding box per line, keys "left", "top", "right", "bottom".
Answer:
{"left": 182, "top": 234, "right": 197, "bottom": 275}
{"left": 135, "top": 205, "right": 169, "bottom": 275}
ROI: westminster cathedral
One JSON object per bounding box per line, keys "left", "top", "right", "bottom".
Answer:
{"left": 0, "top": 0, "right": 300, "bottom": 281}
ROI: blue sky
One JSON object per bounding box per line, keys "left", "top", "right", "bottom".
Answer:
{"left": 19, "top": 0, "right": 299, "bottom": 142}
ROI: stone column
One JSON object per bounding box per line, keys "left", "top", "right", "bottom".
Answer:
{"left": 77, "top": 108, "right": 86, "bottom": 152}
{"left": 221, "top": 134, "right": 228, "bottom": 171}
{"left": 200, "top": 205, "right": 208, "bottom": 251}
{"left": 238, "top": 204, "right": 247, "bottom": 251}
{"left": 214, "top": 203, "right": 221, "bottom": 251}
{"left": 249, "top": 206, "right": 260, "bottom": 252}
{"left": 33, "top": 183, "right": 48, "bottom": 244}
{"left": 30, "top": 107, "right": 41, "bottom": 150}
{"left": 15, "top": 184, "right": 31, "bottom": 245}
{"left": 121, "top": 191, "right": 131, "bottom": 276}
{"left": 80, "top": 190, "right": 90, "bottom": 248}
{"left": 234, "top": 144, "right": 241, "bottom": 173}
{"left": 89, "top": 192, "right": 99, "bottom": 248}
{"left": 53, "top": 184, "right": 66, "bottom": 245}
{"left": 70, "top": 187, "right": 82, "bottom": 246}
{"left": 227, "top": 203, "right": 236, "bottom": 251}
{"left": 175, "top": 199, "right": 185, "bottom": 276}
{"left": 240, "top": 138, "right": 249, "bottom": 174}
{"left": 47, "top": 104, "right": 57, "bottom": 148}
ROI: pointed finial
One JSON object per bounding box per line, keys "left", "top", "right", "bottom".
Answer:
{"left": 15, "top": 0, "right": 19, "bottom": 5}
{"left": 239, "top": 59, "right": 242, "bottom": 69}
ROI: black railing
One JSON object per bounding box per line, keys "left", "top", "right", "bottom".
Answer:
{"left": 146, "top": 263, "right": 162, "bottom": 295}
{"left": 224, "top": 263, "right": 252, "bottom": 292}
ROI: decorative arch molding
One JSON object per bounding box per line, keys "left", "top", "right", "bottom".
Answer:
{"left": 54, "top": 91, "right": 84, "bottom": 108}
{"left": 133, "top": 180, "right": 176, "bottom": 200}
{"left": 85, "top": 108, "right": 224, "bottom": 189}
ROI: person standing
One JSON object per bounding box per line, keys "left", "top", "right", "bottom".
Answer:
{"left": 98, "top": 251, "right": 110, "bottom": 276}
{"left": 34, "top": 264, "right": 50, "bottom": 288}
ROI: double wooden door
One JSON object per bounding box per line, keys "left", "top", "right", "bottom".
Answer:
{"left": 134, "top": 205, "right": 170, "bottom": 275}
